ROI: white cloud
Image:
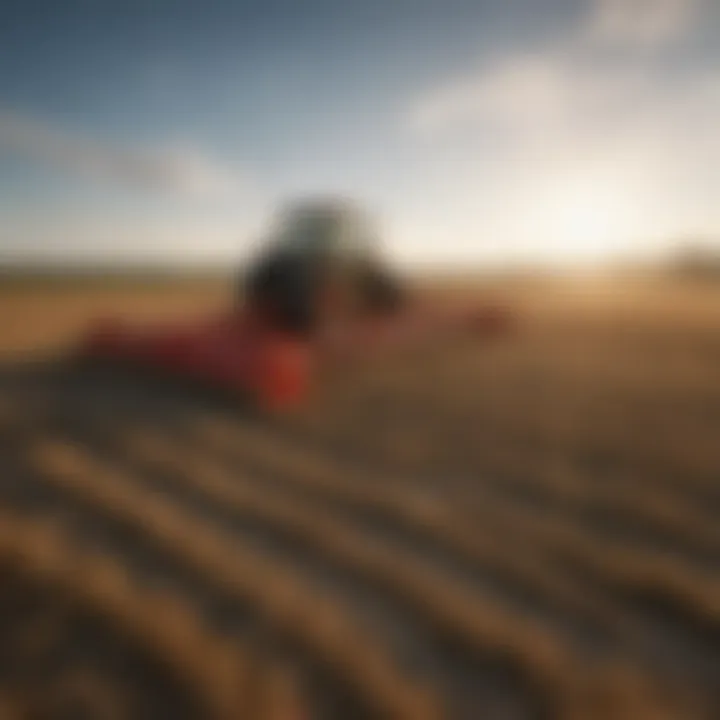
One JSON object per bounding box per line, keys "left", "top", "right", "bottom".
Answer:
{"left": 409, "top": 52, "right": 611, "bottom": 139}
{"left": 409, "top": 49, "right": 719, "bottom": 149}
{"left": 0, "top": 109, "right": 248, "bottom": 199}
{"left": 584, "top": 0, "right": 702, "bottom": 48}
{"left": 399, "top": 0, "right": 719, "bottom": 263}
{"left": 408, "top": 0, "right": 708, "bottom": 140}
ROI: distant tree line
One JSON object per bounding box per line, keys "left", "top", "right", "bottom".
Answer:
{"left": 667, "top": 241, "right": 720, "bottom": 282}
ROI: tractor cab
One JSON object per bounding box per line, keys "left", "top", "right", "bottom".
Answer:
{"left": 270, "top": 198, "right": 375, "bottom": 262}
{"left": 79, "top": 196, "right": 512, "bottom": 413}
{"left": 242, "top": 199, "right": 404, "bottom": 336}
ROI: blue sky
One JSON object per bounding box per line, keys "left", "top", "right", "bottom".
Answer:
{"left": 1, "top": 0, "right": 719, "bottom": 267}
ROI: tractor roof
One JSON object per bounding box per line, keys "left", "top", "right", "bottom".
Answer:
{"left": 270, "top": 198, "right": 379, "bottom": 261}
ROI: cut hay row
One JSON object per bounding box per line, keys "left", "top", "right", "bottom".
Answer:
{"left": 0, "top": 691, "right": 24, "bottom": 720}
{"left": 190, "top": 418, "right": 649, "bottom": 644}
{"left": 453, "top": 427, "right": 720, "bottom": 559}
{"left": 187, "top": 422, "right": 715, "bottom": 718}
{"left": 358, "top": 404, "right": 720, "bottom": 630}
{"left": 0, "top": 506, "right": 248, "bottom": 719}
{"left": 3, "top": 667, "right": 135, "bottom": 720}
{"left": 118, "top": 426, "right": 684, "bottom": 718}
{"left": 408, "top": 364, "right": 720, "bottom": 497}
{"left": 324, "top": 420, "right": 720, "bottom": 632}
{"left": 452, "top": 483, "right": 720, "bottom": 631}
{"left": 197, "top": 418, "right": 720, "bottom": 639}
{"left": 291, "top": 394, "right": 720, "bottom": 563}
{"left": 27, "top": 437, "right": 439, "bottom": 720}
{"left": 462, "top": 400, "right": 719, "bottom": 498}
{"left": 340, "top": 341, "right": 719, "bottom": 493}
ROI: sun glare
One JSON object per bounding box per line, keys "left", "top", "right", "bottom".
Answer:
{"left": 528, "top": 177, "right": 642, "bottom": 263}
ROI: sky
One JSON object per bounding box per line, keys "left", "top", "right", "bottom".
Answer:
{"left": 0, "top": 0, "right": 719, "bottom": 268}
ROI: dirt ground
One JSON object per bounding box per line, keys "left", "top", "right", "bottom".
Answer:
{"left": 0, "top": 275, "right": 718, "bottom": 719}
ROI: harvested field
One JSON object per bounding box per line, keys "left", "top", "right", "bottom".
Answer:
{"left": 0, "top": 276, "right": 718, "bottom": 719}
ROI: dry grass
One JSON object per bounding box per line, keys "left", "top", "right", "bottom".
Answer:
{"left": 0, "top": 274, "right": 718, "bottom": 719}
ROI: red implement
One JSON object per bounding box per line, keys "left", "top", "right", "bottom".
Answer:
{"left": 81, "top": 311, "right": 312, "bottom": 412}
{"left": 78, "top": 300, "right": 512, "bottom": 413}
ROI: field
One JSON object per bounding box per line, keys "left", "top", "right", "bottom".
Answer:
{"left": 0, "top": 275, "right": 718, "bottom": 719}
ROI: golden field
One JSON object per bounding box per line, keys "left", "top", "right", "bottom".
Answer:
{"left": 0, "top": 275, "right": 718, "bottom": 719}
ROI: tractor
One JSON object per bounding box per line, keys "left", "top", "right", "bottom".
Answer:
{"left": 79, "top": 198, "right": 512, "bottom": 412}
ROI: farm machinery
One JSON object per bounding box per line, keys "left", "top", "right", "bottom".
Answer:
{"left": 78, "top": 198, "right": 513, "bottom": 412}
